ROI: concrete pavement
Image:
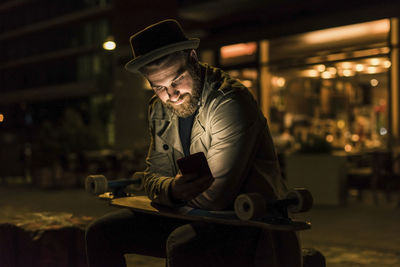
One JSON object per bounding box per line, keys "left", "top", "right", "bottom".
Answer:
{"left": 1, "top": 186, "right": 399, "bottom": 267}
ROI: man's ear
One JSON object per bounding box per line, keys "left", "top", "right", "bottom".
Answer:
{"left": 189, "top": 49, "right": 199, "bottom": 62}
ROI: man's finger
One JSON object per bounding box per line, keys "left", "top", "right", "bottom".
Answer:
{"left": 180, "top": 173, "right": 198, "bottom": 182}
{"left": 190, "top": 174, "right": 213, "bottom": 186}
{"left": 182, "top": 175, "right": 214, "bottom": 197}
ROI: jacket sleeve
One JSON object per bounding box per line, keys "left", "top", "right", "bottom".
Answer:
{"left": 142, "top": 140, "right": 176, "bottom": 207}
{"left": 142, "top": 99, "right": 184, "bottom": 208}
{"left": 188, "top": 90, "right": 266, "bottom": 210}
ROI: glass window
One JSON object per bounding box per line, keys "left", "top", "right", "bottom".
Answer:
{"left": 269, "top": 55, "right": 390, "bottom": 152}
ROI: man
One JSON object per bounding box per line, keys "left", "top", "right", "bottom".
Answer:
{"left": 86, "top": 19, "right": 292, "bottom": 267}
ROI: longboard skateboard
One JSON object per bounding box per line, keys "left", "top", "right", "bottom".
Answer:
{"left": 85, "top": 174, "right": 312, "bottom": 232}
{"left": 110, "top": 195, "right": 311, "bottom": 232}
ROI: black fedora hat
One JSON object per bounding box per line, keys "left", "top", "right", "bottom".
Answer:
{"left": 125, "top": 19, "right": 200, "bottom": 73}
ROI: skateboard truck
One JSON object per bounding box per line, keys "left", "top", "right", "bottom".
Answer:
{"left": 85, "top": 173, "right": 144, "bottom": 198}
{"left": 234, "top": 188, "right": 313, "bottom": 221}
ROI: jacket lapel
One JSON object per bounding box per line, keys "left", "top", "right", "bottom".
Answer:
{"left": 158, "top": 114, "right": 184, "bottom": 155}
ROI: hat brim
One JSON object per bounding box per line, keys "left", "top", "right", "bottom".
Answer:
{"left": 125, "top": 39, "right": 200, "bottom": 73}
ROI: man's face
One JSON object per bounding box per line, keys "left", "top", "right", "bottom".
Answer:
{"left": 143, "top": 53, "right": 202, "bottom": 118}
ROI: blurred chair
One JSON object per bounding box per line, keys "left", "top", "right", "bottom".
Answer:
{"left": 346, "top": 152, "right": 374, "bottom": 201}
{"left": 347, "top": 150, "right": 400, "bottom": 205}
{"left": 371, "top": 151, "right": 400, "bottom": 206}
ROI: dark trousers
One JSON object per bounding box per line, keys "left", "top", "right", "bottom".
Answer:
{"left": 85, "top": 209, "right": 262, "bottom": 267}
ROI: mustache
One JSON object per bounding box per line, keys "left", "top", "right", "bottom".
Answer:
{"left": 167, "top": 93, "right": 189, "bottom": 104}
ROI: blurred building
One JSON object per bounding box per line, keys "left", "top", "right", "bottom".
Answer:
{"left": 0, "top": 0, "right": 177, "bottom": 181}
{"left": 1, "top": 0, "right": 400, "bottom": 192}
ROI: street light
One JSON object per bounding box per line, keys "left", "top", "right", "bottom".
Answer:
{"left": 103, "top": 36, "right": 116, "bottom": 51}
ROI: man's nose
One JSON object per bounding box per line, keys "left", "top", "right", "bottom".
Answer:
{"left": 167, "top": 86, "right": 180, "bottom": 101}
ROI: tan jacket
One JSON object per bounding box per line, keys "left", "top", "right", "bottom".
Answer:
{"left": 142, "top": 63, "right": 301, "bottom": 267}
{"left": 143, "top": 63, "right": 288, "bottom": 209}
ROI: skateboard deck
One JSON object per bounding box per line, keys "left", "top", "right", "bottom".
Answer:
{"left": 111, "top": 195, "right": 311, "bottom": 232}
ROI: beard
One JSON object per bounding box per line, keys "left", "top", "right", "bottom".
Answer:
{"left": 165, "top": 63, "right": 203, "bottom": 118}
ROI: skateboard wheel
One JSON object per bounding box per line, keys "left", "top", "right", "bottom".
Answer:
{"left": 234, "top": 193, "right": 266, "bottom": 221}
{"left": 85, "top": 175, "right": 108, "bottom": 195}
{"left": 130, "top": 172, "right": 144, "bottom": 191}
{"left": 286, "top": 188, "right": 313, "bottom": 213}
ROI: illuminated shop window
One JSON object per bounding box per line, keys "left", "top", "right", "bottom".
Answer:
{"left": 220, "top": 42, "right": 257, "bottom": 66}
{"left": 266, "top": 19, "right": 391, "bottom": 152}
{"left": 269, "top": 56, "right": 390, "bottom": 152}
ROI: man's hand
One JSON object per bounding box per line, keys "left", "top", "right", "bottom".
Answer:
{"left": 170, "top": 171, "right": 214, "bottom": 202}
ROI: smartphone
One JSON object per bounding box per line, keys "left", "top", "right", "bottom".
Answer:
{"left": 177, "top": 152, "right": 213, "bottom": 177}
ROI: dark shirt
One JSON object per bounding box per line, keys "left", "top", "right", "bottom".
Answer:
{"left": 179, "top": 113, "right": 195, "bottom": 156}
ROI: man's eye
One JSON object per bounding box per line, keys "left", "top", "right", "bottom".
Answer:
{"left": 154, "top": 86, "right": 165, "bottom": 92}
{"left": 172, "top": 75, "right": 184, "bottom": 86}
{"left": 176, "top": 75, "right": 184, "bottom": 82}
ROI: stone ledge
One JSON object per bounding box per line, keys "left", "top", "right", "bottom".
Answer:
{"left": 0, "top": 212, "right": 94, "bottom": 267}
